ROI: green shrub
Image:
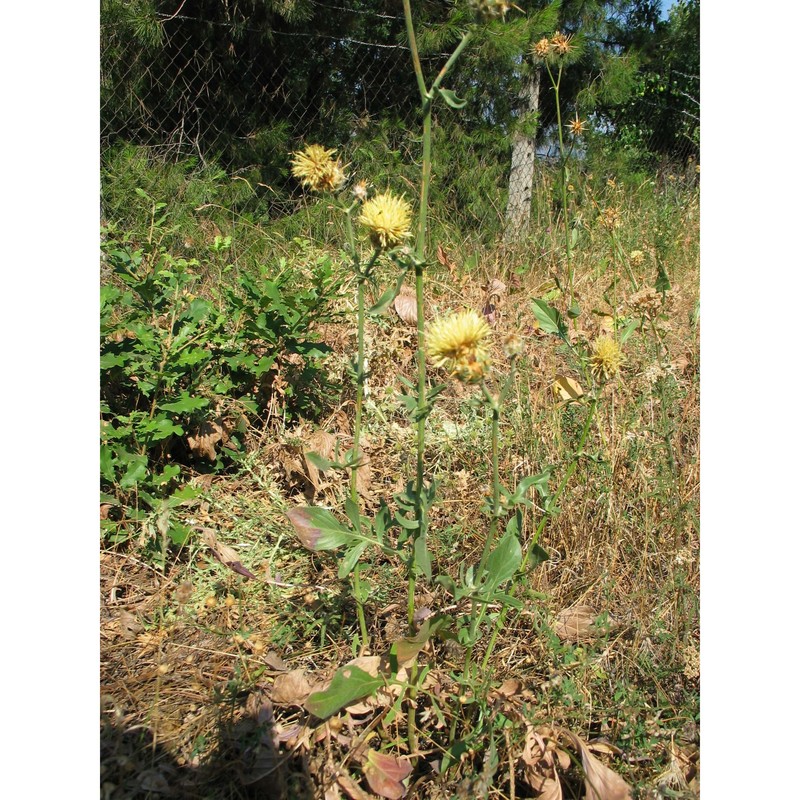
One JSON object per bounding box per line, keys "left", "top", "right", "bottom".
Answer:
{"left": 100, "top": 189, "right": 342, "bottom": 547}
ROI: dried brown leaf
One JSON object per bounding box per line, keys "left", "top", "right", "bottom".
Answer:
{"left": 337, "top": 773, "right": 373, "bottom": 800}
{"left": 355, "top": 449, "right": 373, "bottom": 500}
{"left": 486, "top": 278, "right": 507, "bottom": 300}
{"left": 271, "top": 669, "right": 312, "bottom": 706}
{"left": 200, "top": 527, "right": 257, "bottom": 579}
{"left": 436, "top": 243, "right": 457, "bottom": 279}
{"left": 188, "top": 417, "right": 231, "bottom": 460}
{"left": 553, "top": 376, "right": 584, "bottom": 403}
{"left": 118, "top": 610, "right": 144, "bottom": 640}
{"left": 553, "top": 605, "right": 599, "bottom": 642}
{"left": 538, "top": 778, "right": 564, "bottom": 800}
{"left": 560, "top": 730, "right": 632, "bottom": 800}
{"left": 393, "top": 291, "right": 418, "bottom": 326}
{"left": 363, "top": 750, "right": 412, "bottom": 799}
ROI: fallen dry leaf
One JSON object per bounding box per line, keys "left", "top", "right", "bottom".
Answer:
{"left": 560, "top": 730, "right": 632, "bottom": 800}
{"left": 337, "top": 773, "right": 373, "bottom": 800}
{"left": 553, "top": 375, "right": 584, "bottom": 403}
{"left": 553, "top": 605, "right": 600, "bottom": 642}
{"left": 271, "top": 669, "right": 312, "bottom": 706}
{"left": 363, "top": 750, "right": 412, "bottom": 799}
{"left": 199, "top": 527, "right": 257, "bottom": 580}
{"left": 187, "top": 417, "right": 232, "bottom": 460}
{"left": 436, "top": 242, "right": 458, "bottom": 280}
{"left": 393, "top": 290, "right": 418, "bottom": 326}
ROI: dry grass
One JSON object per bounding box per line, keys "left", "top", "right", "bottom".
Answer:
{"left": 100, "top": 180, "right": 699, "bottom": 799}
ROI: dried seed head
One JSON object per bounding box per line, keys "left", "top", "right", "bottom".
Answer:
{"left": 533, "top": 37, "right": 552, "bottom": 59}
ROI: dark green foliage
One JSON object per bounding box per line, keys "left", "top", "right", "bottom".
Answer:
{"left": 100, "top": 187, "right": 343, "bottom": 544}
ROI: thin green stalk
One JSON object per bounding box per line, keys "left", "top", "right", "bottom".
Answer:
{"left": 475, "top": 386, "right": 501, "bottom": 581}
{"left": 548, "top": 63, "right": 574, "bottom": 306}
{"left": 480, "top": 398, "right": 598, "bottom": 673}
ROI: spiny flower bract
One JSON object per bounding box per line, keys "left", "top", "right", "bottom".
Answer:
{"left": 358, "top": 191, "right": 413, "bottom": 250}
{"left": 290, "top": 144, "right": 346, "bottom": 193}
{"left": 427, "top": 310, "right": 492, "bottom": 383}
{"left": 569, "top": 114, "right": 586, "bottom": 136}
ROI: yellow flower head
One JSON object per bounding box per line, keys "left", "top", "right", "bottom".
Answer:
{"left": 590, "top": 336, "right": 624, "bottom": 382}
{"left": 569, "top": 114, "right": 586, "bottom": 137}
{"left": 551, "top": 31, "right": 574, "bottom": 56}
{"left": 358, "top": 191, "right": 413, "bottom": 250}
{"left": 533, "top": 37, "right": 552, "bottom": 59}
{"left": 290, "top": 144, "right": 346, "bottom": 192}
{"left": 427, "top": 310, "right": 492, "bottom": 384}
{"left": 629, "top": 249, "right": 645, "bottom": 267}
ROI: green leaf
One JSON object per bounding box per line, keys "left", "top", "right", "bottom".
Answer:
{"left": 119, "top": 456, "right": 148, "bottom": 489}
{"left": 368, "top": 269, "right": 408, "bottom": 316}
{"left": 158, "top": 394, "right": 210, "bottom": 413}
{"left": 304, "top": 665, "right": 383, "bottom": 719}
{"left": 100, "top": 352, "right": 128, "bottom": 370}
{"left": 286, "top": 506, "right": 354, "bottom": 551}
{"left": 482, "top": 532, "right": 522, "bottom": 594}
{"left": 531, "top": 298, "right": 567, "bottom": 338}
{"left": 414, "top": 531, "right": 432, "bottom": 580}
{"left": 100, "top": 445, "right": 116, "bottom": 483}
{"left": 437, "top": 87, "right": 467, "bottom": 109}
{"left": 169, "top": 522, "right": 193, "bottom": 546}
{"left": 338, "top": 541, "right": 368, "bottom": 580}
{"left": 619, "top": 317, "right": 640, "bottom": 345}
{"left": 527, "top": 543, "right": 550, "bottom": 570}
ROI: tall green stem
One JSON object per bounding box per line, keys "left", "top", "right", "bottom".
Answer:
{"left": 480, "top": 398, "right": 598, "bottom": 673}
{"left": 549, "top": 63, "right": 574, "bottom": 307}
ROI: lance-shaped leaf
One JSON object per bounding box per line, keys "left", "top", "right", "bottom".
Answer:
{"left": 436, "top": 87, "right": 467, "bottom": 109}
{"left": 286, "top": 506, "right": 353, "bottom": 552}
{"left": 363, "top": 749, "right": 413, "bottom": 799}
{"left": 368, "top": 269, "right": 409, "bottom": 316}
{"left": 304, "top": 665, "right": 383, "bottom": 719}
{"left": 482, "top": 532, "right": 522, "bottom": 595}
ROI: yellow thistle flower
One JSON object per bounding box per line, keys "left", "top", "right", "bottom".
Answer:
{"left": 569, "top": 114, "right": 586, "bottom": 136}
{"left": 590, "top": 336, "right": 624, "bottom": 382}
{"left": 551, "top": 31, "right": 574, "bottom": 56}
{"left": 358, "top": 191, "right": 412, "bottom": 250}
{"left": 629, "top": 249, "right": 645, "bottom": 267}
{"left": 427, "top": 310, "right": 492, "bottom": 384}
{"left": 290, "top": 144, "right": 346, "bottom": 192}
{"left": 533, "top": 37, "right": 552, "bottom": 59}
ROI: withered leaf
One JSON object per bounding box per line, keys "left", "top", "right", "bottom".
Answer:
{"left": 271, "top": 669, "right": 312, "bottom": 706}
{"left": 553, "top": 605, "right": 599, "bottom": 642}
{"left": 436, "top": 242, "right": 457, "bottom": 279}
{"left": 188, "top": 417, "right": 231, "bottom": 461}
{"left": 485, "top": 278, "right": 507, "bottom": 300}
{"left": 553, "top": 376, "right": 584, "bottom": 403}
{"left": 363, "top": 750, "right": 412, "bottom": 800}
{"left": 560, "top": 730, "right": 632, "bottom": 800}
{"left": 337, "top": 773, "right": 372, "bottom": 800}
{"left": 393, "top": 290, "right": 418, "bottom": 326}
{"left": 200, "top": 527, "right": 257, "bottom": 580}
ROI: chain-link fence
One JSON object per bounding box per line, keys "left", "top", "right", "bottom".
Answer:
{"left": 100, "top": 2, "right": 699, "bottom": 245}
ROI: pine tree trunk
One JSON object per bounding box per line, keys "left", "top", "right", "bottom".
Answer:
{"left": 504, "top": 67, "right": 542, "bottom": 243}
